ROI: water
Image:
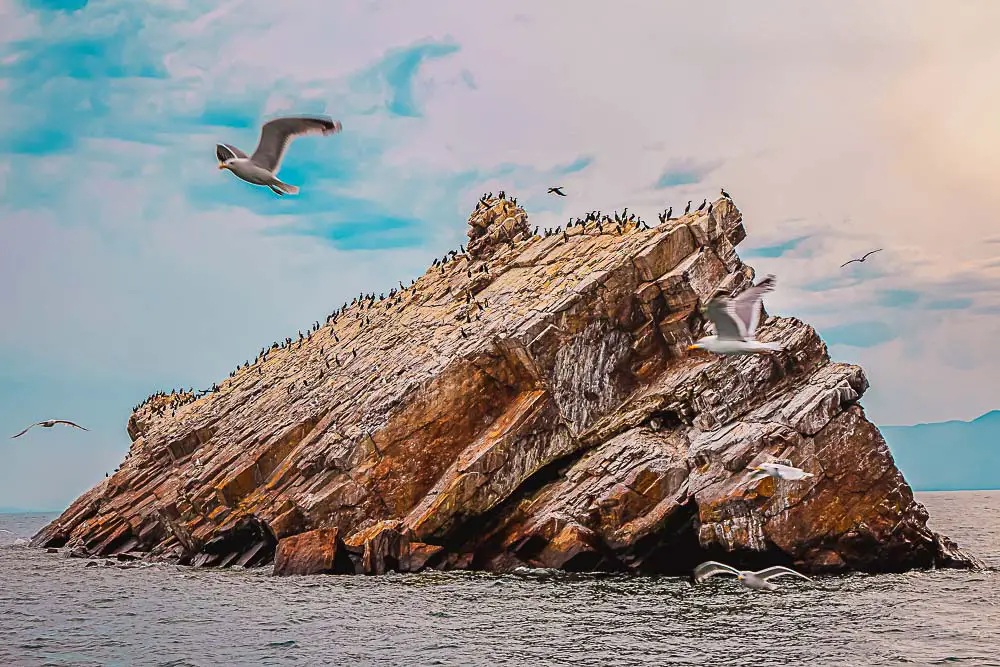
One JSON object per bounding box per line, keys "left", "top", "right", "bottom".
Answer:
{"left": 1, "top": 492, "right": 998, "bottom": 666}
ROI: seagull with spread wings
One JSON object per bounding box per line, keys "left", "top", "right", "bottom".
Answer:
{"left": 216, "top": 115, "right": 343, "bottom": 195}
{"left": 11, "top": 420, "right": 89, "bottom": 439}
{"left": 840, "top": 248, "right": 882, "bottom": 268}
{"left": 744, "top": 461, "right": 815, "bottom": 484}
{"left": 688, "top": 275, "right": 783, "bottom": 355}
{"left": 693, "top": 561, "right": 814, "bottom": 591}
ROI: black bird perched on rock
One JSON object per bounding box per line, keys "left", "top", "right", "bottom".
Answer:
{"left": 547, "top": 186, "right": 567, "bottom": 196}
{"left": 666, "top": 206, "right": 673, "bottom": 220}
{"left": 721, "top": 188, "right": 732, "bottom": 200}
{"left": 684, "top": 201, "right": 691, "bottom": 215}
{"left": 696, "top": 199, "right": 706, "bottom": 212}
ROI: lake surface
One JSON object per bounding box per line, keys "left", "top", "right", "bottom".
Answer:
{"left": 1, "top": 491, "right": 998, "bottom": 666}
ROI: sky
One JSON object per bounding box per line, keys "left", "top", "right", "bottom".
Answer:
{"left": 2, "top": 0, "right": 1000, "bottom": 510}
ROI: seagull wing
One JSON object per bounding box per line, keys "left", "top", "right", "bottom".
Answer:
{"left": 693, "top": 561, "right": 742, "bottom": 582}
{"left": 10, "top": 423, "right": 42, "bottom": 438}
{"left": 216, "top": 143, "right": 247, "bottom": 162}
{"left": 731, "top": 274, "right": 776, "bottom": 338}
{"left": 840, "top": 258, "right": 860, "bottom": 268}
{"left": 250, "top": 115, "right": 343, "bottom": 173}
{"left": 754, "top": 566, "right": 814, "bottom": 583}
{"left": 766, "top": 462, "right": 806, "bottom": 476}
{"left": 705, "top": 297, "right": 747, "bottom": 341}
{"left": 53, "top": 420, "right": 89, "bottom": 431}
{"left": 742, "top": 470, "right": 771, "bottom": 485}
{"left": 861, "top": 248, "right": 883, "bottom": 261}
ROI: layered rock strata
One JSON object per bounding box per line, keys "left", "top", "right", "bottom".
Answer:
{"left": 33, "top": 196, "right": 981, "bottom": 575}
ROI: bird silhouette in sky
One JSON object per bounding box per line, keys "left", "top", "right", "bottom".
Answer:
{"left": 840, "top": 249, "right": 882, "bottom": 268}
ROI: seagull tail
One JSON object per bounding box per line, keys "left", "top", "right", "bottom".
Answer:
{"left": 761, "top": 342, "right": 783, "bottom": 352}
{"left": 273, "top": 180, "right": 299, "bottom": 195}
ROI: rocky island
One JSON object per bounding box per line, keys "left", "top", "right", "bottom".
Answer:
{"left": 32, "top": 196, "right": 981, "bottom": 576}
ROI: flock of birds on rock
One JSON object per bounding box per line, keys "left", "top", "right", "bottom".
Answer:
{"left": 8, "top": 114, "right": 881, "bottom": 591}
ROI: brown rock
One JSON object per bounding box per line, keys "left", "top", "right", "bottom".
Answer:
{"left": 273, "top": 528, "right": 353, "bottom": 576}
{"left": 31, "top": 196, "right": 982, "bottom": 576}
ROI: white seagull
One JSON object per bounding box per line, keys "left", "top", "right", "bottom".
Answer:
{"left": 688, "top": 274, "right": 783, "bottom": 355}
{"left": 693, "top": 560, "right": 814, "bottom": 591}
{"left": 216, "top": 115, "right": 343, "bottom": 196}
{"left": 11, "top": 420, "right": 89, "bottom": 439}
{"left": 744, "top": 461, "right": 815, "bottom": 484}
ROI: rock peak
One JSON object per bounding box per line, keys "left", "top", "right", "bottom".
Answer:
{"left": 466, "top": 195, "right": 530, "bottom": 259}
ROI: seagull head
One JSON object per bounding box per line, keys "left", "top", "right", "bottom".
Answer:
{"left": 687, "top": 335, "right": 715, "bottom": 352}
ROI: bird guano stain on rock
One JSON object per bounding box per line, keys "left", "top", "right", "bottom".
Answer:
{"left": 32, "top": 195, "right": 982, "bottom": 576}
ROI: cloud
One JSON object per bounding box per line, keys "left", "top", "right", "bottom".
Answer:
{"left": 821, "top": 321, "right": 898, "bottom": 348}
{"left": 654, "top": 157, "right": 722, "bottom": 189}
{"left": 741, "top": 235, "right": 811, "bottom": 259}
{"left": 876, "top": 289, "right": 920, "bottom": 308}
{"left": 925, "top": 298, "right": 974, "bottom": 310}
{"left": 350, "top": 40, "right": 462, "bottom": 117}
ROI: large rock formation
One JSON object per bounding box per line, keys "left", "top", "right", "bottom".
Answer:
{"left": 33, "top": 196, "right": 981, "bottom": 576}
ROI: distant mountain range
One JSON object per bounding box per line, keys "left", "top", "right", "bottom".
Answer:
{"left": 882, "top": 410, "right": 1000, "bottom": 492}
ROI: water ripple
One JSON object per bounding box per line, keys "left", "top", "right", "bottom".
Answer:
{"left": 0, "top": 491, "right": 997, "bottom": 666}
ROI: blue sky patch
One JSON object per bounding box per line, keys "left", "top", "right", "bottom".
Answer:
{"left": 821, "top": 320, "right": 897, "bottom": 348}
{"left": 741, "top": 235, "right": 811, "bottom": 259}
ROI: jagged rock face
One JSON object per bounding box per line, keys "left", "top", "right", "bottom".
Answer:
{"left": 33, "top": 197, "right": 981, "bottom": 575}
{"left": 466, "top": 195, "right": 530, "bottom": 258}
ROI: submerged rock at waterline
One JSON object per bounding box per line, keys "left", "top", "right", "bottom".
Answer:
{"left": 32, "top": 196, "right": 982, "bottom": 575}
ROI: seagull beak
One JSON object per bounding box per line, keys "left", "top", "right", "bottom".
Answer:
{"left": 218, "top": 163, "right": 226, "bottom": 170}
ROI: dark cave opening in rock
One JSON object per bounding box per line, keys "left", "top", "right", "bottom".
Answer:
{"left": 438, "top": 447, "right": 590, "bottom": 570}
{"left": 647, "top": 409, "right": 683, "bottom": 430}
{"left": 196, "top": 516, "right": 276, "bottom": 569}
{"left": 38, "top": 531, "right": 69, "bottom": 549}
{"left": 622, "top": 499, "right": 799, "bottom": 576}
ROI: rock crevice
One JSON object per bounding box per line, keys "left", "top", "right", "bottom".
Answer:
{"left": 33, "top": 195, "right": 981, "bottom": 575}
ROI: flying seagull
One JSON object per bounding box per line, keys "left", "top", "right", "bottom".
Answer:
{"left": 744, "top": 461, "right": 814, "bottom": 484}
{"left": 547, "top": 186, "right": 567, "bottom": 196}
{"left": 11, "top": 420, "right": 89, "bottom": 439}
{"left": 216, "top": 115, "right": 343, "bottom": 195}
{"left": 693, "top": 561, "right": 814, "bottom": 591}
{"left": 840, "top": 248, "right": 882, "bottom": 268}
{"left": 688, "top": 275, "right": 783, "bottom": 355}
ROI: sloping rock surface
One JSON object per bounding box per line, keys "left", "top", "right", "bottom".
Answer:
{"left": 33, "top": 197, "right": 981, "bottom": 575}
